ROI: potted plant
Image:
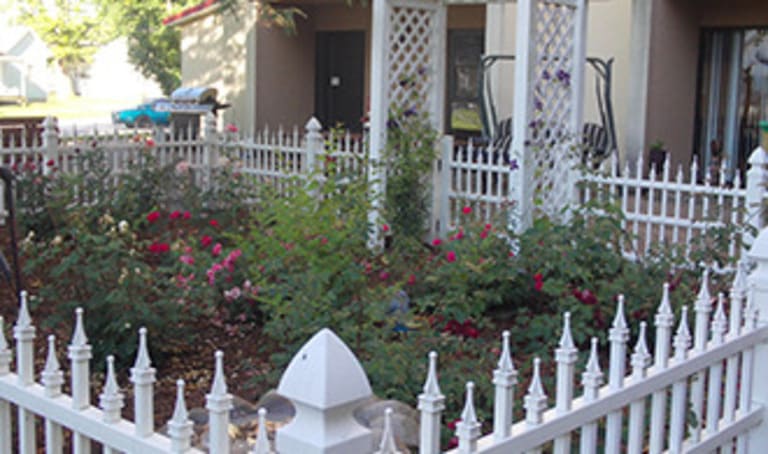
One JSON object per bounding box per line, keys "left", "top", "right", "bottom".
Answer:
{"left": 648, "top": 139, "right": 667, "bottom": 176}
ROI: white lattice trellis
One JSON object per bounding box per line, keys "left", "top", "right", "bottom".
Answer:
{"left": 511, "top": 0, "right": 587, "bottom": 229}
{"left": 388, "top": 4, "right": 438, "bottom": 111}
{"left": 368, "top": 0, "right": 446, "bottom": 246}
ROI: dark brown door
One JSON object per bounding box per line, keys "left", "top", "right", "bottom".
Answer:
{"left": 315, "top": 31, "right": 365, "bottom": 132}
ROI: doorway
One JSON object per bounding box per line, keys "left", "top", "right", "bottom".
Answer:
{"left": 315, "top": 31, "right": 365, "bottom": 132}
{"left": 694, "top": 28, "right": 768, "bottom": 183}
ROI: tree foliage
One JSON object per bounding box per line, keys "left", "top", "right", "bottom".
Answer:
{"left": 19, "top": 0, "right": 312, "bottom": 97}
{"left": 19, "top": 0, "right": 113, "bottom": 94}
{"left": 97, "top": 0, "right": 191, "bottom": 96}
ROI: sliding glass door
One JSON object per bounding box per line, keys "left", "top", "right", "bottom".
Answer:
{"left": 694, "top": 28, "right": 768, "bottom": 184}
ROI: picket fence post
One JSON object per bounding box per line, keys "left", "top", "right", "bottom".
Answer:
{"left": 304, "top": 117, "right": 323, "bottom": 175}
{"left": 275, "top": 328, "right": 374, "bottom": 453}
{"left": 746, "top": 225, "right": 768, "bottom": 450}
{"left": 0, "top": 316, "right": 10, "bottom": 453}
{"left": 206, "top": 351, "right": 233, "bottom": 454}
{"left": 42, "top": 116, "right": 58, "bottom": 176}
{"left": 746, "top": 146, "right": 767, "bottom": 246}
{"left": 131, "top": 327, "right": 156, "bottom": 438}
{"left": 419, "top": 351, "right": 445, "bottom": 454}
{"left": 14, "top": 290, "right": 36, "bottom": 454}
{"left": 435, "top": 135, "right": 453, "bottom": 238}
{"left": 203, "top": 112, "right": 219, "bottom": 190}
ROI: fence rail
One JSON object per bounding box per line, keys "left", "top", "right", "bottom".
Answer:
{"left": 0, "top": 114, "right": 766, "bottom": 262}
{"left": 581, "top": 151, "right": 766, "bottom": 262}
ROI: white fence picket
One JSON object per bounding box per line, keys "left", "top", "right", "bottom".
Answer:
{"left": 627, "top": 322, "right": 651, "bottom": 454}
{"left": 579, "top": 338, "right": 602, "bottom": 454}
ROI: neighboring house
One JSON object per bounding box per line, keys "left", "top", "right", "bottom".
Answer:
{"left": 166, "top": 0, "right": 768, "bottom": 181}
{"left": 0, "top": 26, "right": 58, "bottom": 103}
{"left": 79, "top": 38, "right": 164, "bottom": 101}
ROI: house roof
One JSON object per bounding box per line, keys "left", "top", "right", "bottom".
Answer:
{"left": 162, "top": 0, "right": 221, "bottom": 26}
{"left": 0, "top": 26, "right": 33, "bottom": 54}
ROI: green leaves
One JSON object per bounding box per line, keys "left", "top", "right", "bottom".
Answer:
{"left": 19, "top": 0, "right": 113, "bottom": 88}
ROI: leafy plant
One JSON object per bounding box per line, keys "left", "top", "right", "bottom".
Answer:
{"left": 383, "top": 103, "right": 439, "bottom": 244}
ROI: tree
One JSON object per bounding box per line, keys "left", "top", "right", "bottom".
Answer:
{"left": 97, "top": 0, "right": 190, "bottom": 96}
{"left": 19, "top": 0, "right": 113, "bottom": 95}
{"left": 22, "top": 0, "right": 309, "bottom": 97}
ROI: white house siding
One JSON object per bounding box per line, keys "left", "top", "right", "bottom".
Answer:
{"left": 79, "top": 38, "right": 164, "bottom": 102}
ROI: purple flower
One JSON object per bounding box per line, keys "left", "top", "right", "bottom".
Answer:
{"left": 556, "top": 69, "right": 571, "bottom": 86}
{"left": 404, "top": 106, "right": 417, "bottom": 117}
{"left": 541, "top": 70, "right": 551, "bottom": 80}
{"left": 398, "top": 76, "right": 415, "bottom": 88}
{"left": 387, "top": 119, "right": 400, "bottom": 130}
{"left": 508, "top": 159, "right": 519, "bottom": 170}
{"left": 417, "top": 66, "right": 428, "bottom": 76}
{"left": 534, "top": 97, "right": 543, "bottom": 112}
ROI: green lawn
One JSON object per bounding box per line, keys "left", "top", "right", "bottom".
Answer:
{"left": 0, "top": 95, "right": 132, "bottom": 120}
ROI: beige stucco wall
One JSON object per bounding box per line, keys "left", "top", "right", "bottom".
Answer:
{"left": 251, "top": 2, "right": 484, "bottom": 130}
{"left": 644, "top": 0, "right": 699, "bottom": 172}
{"left": 254, "top": 12, "right": 317, "bottom": 130}
{"left": 586, "top": 0, "right": 633, "bottom": 160}
{"left": 179, "top": 6, "right": 256, "bottom": 129}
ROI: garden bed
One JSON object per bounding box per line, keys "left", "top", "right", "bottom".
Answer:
{"left": 0, "top": 133, "right": 739, "bottom": 447}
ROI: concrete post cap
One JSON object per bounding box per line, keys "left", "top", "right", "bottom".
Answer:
{"left": 278, "top": 328, "right": 372, "bottom": 409}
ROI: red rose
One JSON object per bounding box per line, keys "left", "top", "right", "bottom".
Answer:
{"left": 148, "top": 242, "right": 169, "bottom": 254}
{"left": 146, "top": 211, "right": 160, "bottom": 223}
{"left": 201, "top": 235, "right": 213, "bottom": 248}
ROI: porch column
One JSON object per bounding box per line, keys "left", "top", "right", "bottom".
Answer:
{"left": 625, "top": 0, "right": 653, "bottom": 173}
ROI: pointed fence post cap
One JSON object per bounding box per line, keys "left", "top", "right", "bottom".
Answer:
{"left": 305, "top": 116, "right": 323, "bottom": 132}
{"left": 43, "top": 116, "right": 57, "bottom": 130}
{"left": 748, "top": 146, "right": 768, "bottom": 166}
{"left": 71, "top": 307, "right": 88, "bottom": 347}
{"left": 17, "top": 290, "right": 32, "bottom": 328}
{"left": 278, "top": 328, "right": 372, "bottom": 409}
{"left": 748, "top": 227, "right": 768, "bottom": 261}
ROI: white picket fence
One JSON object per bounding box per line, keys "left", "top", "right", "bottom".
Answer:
{"left": 1, "top": 115, "right": 766, "bottom": 261}
{"left": 581, "top": 151, "right": 768, "bottom": 262}
{"left": 432, "top": 136, "right": 768, "bottom": 263}
{"left": 3, "top": 226, "right": 768, "bottom": 452}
